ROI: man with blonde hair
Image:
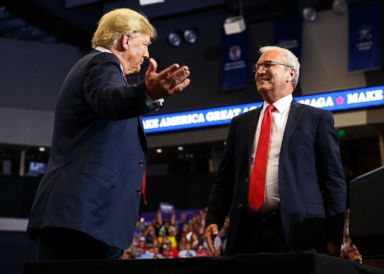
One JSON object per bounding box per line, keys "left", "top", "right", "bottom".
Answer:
{"left": 28, "top": 8, "right": 190, "bottom": 260}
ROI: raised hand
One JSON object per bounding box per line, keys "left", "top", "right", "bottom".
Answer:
{"left": 204, "top": 224, "right": 219, "bottom": 256}
{"left": 145, "top": 58, "right": 190, "bottom": 100}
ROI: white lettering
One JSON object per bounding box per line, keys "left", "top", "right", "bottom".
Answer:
{"left": 206, "top": 111, "right": 220, "bottom": 122}
{"left": 232, "top": 108, "right": 242, "bottom": 117}
{"left": 242, "top": 106, "right": 257, "bottom": 113}
{"left": 159, "top": 113, "right": 205, "bottom": 127}
{"left": 298, "top": 97, "right": 334, "bottom": 108}
{"left": 347, "top": 93, "right": 359, "bottom": 104}
{"left": 143, "top": 118, "right": 159, "bottom": 129}
{"left": 205, "top": 108, "right": 243, "bottom": 122}
{"left": 347, "top": 90, "right": 384, "bottom": 104}
{"left": 224, "top": 60, "right": 246, "bottom": 71}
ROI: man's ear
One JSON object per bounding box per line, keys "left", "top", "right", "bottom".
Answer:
{"left": 287, "top": 68, "right": 295, "bottom": 83}
{"left": 121, "top": 34, "right": 130, "bottom": 50}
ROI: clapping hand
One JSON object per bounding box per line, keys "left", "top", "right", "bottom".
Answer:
{"left": 145, "top": 58, "right": 190, "bottom": 100}
{"left": 205, "top": 224, "right": 219, "bottom": 256}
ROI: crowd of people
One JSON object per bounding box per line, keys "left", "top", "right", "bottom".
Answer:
{"left": 122, "top": 207, "right": 362, "bottom": 262}
{"left": 122, "top": 209, "right": 229, "bottom": 259}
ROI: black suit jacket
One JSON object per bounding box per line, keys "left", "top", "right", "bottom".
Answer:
{"left": 28, "top": 51, "right": 154, "bottom": 249}
{"left": 206, "top": 101, "right": 346, "bottom": 254}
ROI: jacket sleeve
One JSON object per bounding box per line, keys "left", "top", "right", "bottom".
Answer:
{"left": 83, "top": 52, "right": 151, "bottom": 120}
{"left": 315, "top": 110, "right": 347, "bottom": 245}
{"left": 205, "top": 119, "right": 237, "bottom": 230}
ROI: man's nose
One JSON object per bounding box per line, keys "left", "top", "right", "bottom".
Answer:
{"left": 255, "top": 70, "right": 265, "bottom": 78}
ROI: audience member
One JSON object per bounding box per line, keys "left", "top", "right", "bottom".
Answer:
{"left": 178, "top": 242, "right": 196, "bottom": 258}
{"left": 122, "top": 207, "right": 362, "bottom": 262}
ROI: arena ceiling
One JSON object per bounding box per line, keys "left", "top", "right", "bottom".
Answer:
{"left": 0, "top": 0, "right": 366, "bottom": 50}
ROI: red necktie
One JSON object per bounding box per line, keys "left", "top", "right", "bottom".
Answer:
{"left": 248, "top": 104, "right": 275, "bottom": 210}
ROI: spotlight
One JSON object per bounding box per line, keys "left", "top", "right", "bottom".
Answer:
{"left": 139, "top": 0, "right": 164, "bottom": 5}
{"left": 223, "top": 16, "right": 246, "bottom": 35}
{"left": 332, "top": 0, "right": 348, "bottom": 13}
{"left": 167, "top": 32, "right": 181, "bottom": 47}
{"left": 302, "top": 6, "right": 317, "bottom": 22}
{"left": 183, "top": 29, "right": 197, "bottom": 44}
{"left": 156, "top": 148, "right": 163, "bottom": 154}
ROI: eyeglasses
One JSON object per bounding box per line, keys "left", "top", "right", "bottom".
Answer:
{"left": 253, "top": 61, "right": 293, "bottom": 73}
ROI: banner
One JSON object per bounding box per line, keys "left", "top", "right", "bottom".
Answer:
{"left": 348, "top": 0, "right": 381, "bottom": 72}
{"left": 143, "top": 85, "right": 384, "bottom": 134}
{"left": 220, "top": 30, "right": 250, "bottom": 91}
{"left": 275, "top": 16, "right": 302, "bottom": 60}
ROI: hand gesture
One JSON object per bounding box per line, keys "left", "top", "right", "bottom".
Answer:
{"left": 145, "top": 58, "right": 190, "bottom": 100}
{"left": 204, "top": 224, "right": 219, "bottom": 256}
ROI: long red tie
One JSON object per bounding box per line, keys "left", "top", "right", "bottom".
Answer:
{"left": 248, "top": 104, "right": 275, "bottom": 210}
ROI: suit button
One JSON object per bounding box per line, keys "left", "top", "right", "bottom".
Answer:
{"left": 238, "top": 203, "right": 242, "bottom": 209}
{"left": 138, "top": 160, "right": 144, "bottom": 167}
{"left": 245, "top": 178, "right": 248, "bottom": 184}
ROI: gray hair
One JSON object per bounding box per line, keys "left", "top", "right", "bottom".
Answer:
{"left": 259, "top": 46, "right": 300, "bottom": 88}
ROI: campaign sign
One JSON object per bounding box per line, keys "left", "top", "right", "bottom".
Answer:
{"left": 220, "top": 30, "right": 250, "bottom": 91}
{"left": 143, "top": 85, "right": 384, "bottom": 134}
{"left": 349, "top": 0, "right": 381, "bottom": 71}
{"left": 275, "top": 16, "right": 302, "bottom": 60}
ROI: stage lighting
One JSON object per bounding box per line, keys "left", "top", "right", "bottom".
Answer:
{"left": 168, "top": 32, "right": 182, "bottom": 47}
{"left": 302, "top": 6, "right": 317, "bottom": 22}
{"left": 332, "top": 0, "right": 348, "bottom": 13}
{"left": 223, "top": 16, "right": 246, "bottom": 35}
{"left": 183, "top": 29, "right": 197, "bottom": 44}
{"left": 139, "top": 0, "right": 164, "bottom": 5}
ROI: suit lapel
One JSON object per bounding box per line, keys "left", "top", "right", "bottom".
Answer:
{"left": 246, "top": 108, "right": 262, "bottom": 165}
{"left": 281, "top": 101, "right": 303, "bottom": 152}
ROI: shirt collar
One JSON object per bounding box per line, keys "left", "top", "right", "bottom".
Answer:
{"left": 263, "top": 94, "right": 293, "bottom": 113}
{"left": 95, "top": 46, "right": 111, "bottom": 53}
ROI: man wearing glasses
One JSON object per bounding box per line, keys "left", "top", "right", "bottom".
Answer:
{"left": 205, "top": 46, "right": 346, "bottom": 256}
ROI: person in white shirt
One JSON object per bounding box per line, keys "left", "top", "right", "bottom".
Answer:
{"left": 205, "top": 46, "right": 346, "bottom": 256}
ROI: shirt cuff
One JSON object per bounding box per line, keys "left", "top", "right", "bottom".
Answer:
{"left": 145, "top": 93, "right": 164, "bottom": 111}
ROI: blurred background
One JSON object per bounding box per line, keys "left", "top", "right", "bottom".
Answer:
{"left": 0, "top": 0, "right": 384, "bottom": 271}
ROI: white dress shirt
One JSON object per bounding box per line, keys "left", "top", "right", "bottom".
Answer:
{"left": 250, "top": 94, "right": 293, "bottom": 211}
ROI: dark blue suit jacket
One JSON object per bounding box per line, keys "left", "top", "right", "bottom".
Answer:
{"left": 28, "top": 50, "right": 154, "bottom": 249}
{"left": 206, "top": 101, "right": 346, "bottom": 254}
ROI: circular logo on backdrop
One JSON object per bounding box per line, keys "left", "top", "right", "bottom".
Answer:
{"left": 228, "top": 45, "right": 241, "bottom": 61}
{"left": 358, "top": 25, "right": 372, "bottom": 41}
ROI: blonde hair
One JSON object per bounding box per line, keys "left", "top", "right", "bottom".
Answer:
{"left": 91, "top": 8, "right": 156, "bottom": 48}
{"left": 259, "top": 46, "right": 300, "bottom": 88}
